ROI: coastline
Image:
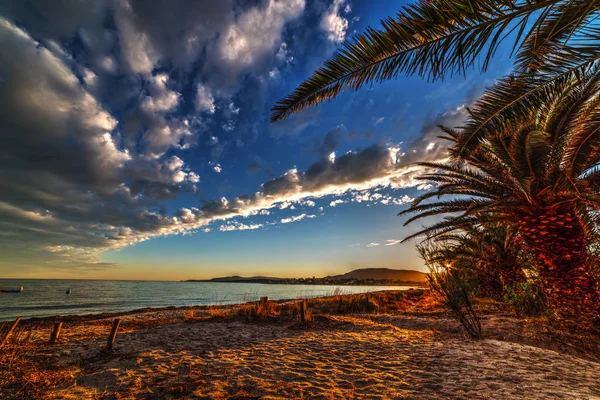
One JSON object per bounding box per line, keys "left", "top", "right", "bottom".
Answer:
{"left": 185, "top": 279, "right": 428, "bottom": 286}
{"left": 1, "top": 289, "right": 599, "bottom": 399}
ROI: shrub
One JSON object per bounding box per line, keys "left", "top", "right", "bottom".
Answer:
{"left": 503, "top": 282, "right": 546, "bottom": 317}
{"left": 428, "top": 269, "right": 483, "bottom": 339}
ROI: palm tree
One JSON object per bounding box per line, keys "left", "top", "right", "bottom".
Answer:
{"left": 426, "top": 224, "right": 529, "bottom": 298}
{"left": 399, "top": 68, "right": 600, "bottom": 331}
{"left": 271, "top": 0, "right": 600, "bottom": 151}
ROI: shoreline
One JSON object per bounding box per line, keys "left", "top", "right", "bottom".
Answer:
{"left": 1, "top": 287, "right": 421, "bottom": 324}
{"left": 184, "top": 279, "right": 428, "bottom": 286}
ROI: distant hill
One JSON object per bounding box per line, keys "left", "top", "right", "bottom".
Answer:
{"left": 187, "top": 268, "right": 428, "bottom": 285}
{"left": 328, "top": 268, "right": 427, "bottom": 282}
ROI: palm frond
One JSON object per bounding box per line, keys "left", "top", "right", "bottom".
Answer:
{"left": 271, "top": 0, "right": 561, "bottom": 121}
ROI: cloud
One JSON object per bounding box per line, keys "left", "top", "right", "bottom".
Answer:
{"left": 321, "top": 0, "right": 349, "bottom": 43}
{"left": 384, "top": 239, "right": 403, "bottom": 246}
{"left": 329, "top": 199, "right": 345, "bottom": 207}
{"left": 220, "top": 221, "right": 263, "bottom": 231}
{"left": 219, "top": 0, "right": 305, "bottom": 67}
{"left": 0, "top": 3, "right": 470, "bottom": 272}
{"left": 281, "top": 213, "right": 316, "bottom": 224}
{"left": 195, "top": 85, "right": 216, "bottom": 114}
{"left": 367, "top": 242, "right": 380, "bottom": 248}
{"left": 373, "top": 116, "right": 385, "bottom": 126}
{"left": 319, "top": 126, "right": 344, "bottom": 157}
{"left": 209, "top": 161, "right": 223, "bottom": 173}
{"left": 114, "top": 1, "right": 159, "bottom": 74}
{"left": 141, "top": 74, "right": 179, "bottom": 113}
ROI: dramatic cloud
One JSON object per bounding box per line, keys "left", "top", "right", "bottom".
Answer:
{"left": 0, "top": 1, "right": 470, "bottom": 273}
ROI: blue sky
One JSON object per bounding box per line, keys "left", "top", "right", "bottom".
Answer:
{"left": 0, "top": 0, "right": 513, "bottom": 280}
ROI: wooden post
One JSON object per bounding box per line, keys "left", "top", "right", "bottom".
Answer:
{"left": 259, "top": 296, "right": 268, "bottom": 305}
{"left": 1, "top": 317, "right": 21, "bottom": 346}
{"left": 106, "top": 319, "right": 121, "bottom": 351}
{"left": 49, "top": 322, "right": 63, "bottom": 344}
{"left": 299, "top": 300, "right": 306, "bottom": 323}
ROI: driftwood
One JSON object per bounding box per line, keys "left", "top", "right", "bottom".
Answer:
{"left": 106, "top": 319, "right": 121, "bottom": 351}
{"left": 1, "top": 317, "right": 21, "bottom": 346}
{"left": 49, "top": 322, "right": 63, "bottom": 344}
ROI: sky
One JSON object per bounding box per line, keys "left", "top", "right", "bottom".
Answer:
{"left": 0, "top": 0, "right": 514, "bottom": 280}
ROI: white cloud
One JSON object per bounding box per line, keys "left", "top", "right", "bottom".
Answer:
{"left": 141, "top": 73, "right": 179, "bottom": 113}
{"left": 374, "top": 116, "right": 385, "bottom": 126}
{"left": 220, "top": 222, "right": 263, "bottom": 231}
{"left": 328, "top": 151, "right": 336, "bottom": 163}
{"left": 219, "top": 0, "right": 305, "bottom": 66}
{"left": 321, "top": 0, "right": 349, "bottom": 43}
{"left": 281, "top": 213, "right": 316, "bottom": 224}
{"left": 195, "top": 84, "right": 216, "bottom": 113}
{"left": 384, "top": 239, "right": 403, "bottom": 246}
{"left": 367, "top": 242, "right": 380, "bottom": 247}
{"left": 188, "top": 172, "right": 200, "bottom": 184}
{"left": 329, "top": 199, "right": 345, "bottom": 207}
{"left": 144, "top": 119, "right": 194, "bottom": 156}
{"left": 209, "top": 161, "right": 223, "bottom": 173}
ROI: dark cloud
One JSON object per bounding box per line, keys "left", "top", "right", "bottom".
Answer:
{"left": 269, "top": 107, "right": 320, "bottom": 137}
{"left": 318, "top": 126, "right": 344, "bottom": 157}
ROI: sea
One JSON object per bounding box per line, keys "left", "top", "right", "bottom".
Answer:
{"left": 0, "top": 279, "right": 415, "bottom": 321}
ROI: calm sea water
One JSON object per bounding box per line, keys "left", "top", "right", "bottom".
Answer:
{"left": 0, "top": 279, "right": 414, "bottom": 321}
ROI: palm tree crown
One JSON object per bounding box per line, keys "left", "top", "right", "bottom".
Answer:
{"left": 400, "top": 68, "right": 600, "bottom": 330}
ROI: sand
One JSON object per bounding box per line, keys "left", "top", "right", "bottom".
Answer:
{"left": 1, "top": 291, "right": 599, "bottom": 399}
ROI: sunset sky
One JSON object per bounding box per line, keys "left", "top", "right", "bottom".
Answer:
{"left": 0, "top": 0, "right": 513, "bottom": 280}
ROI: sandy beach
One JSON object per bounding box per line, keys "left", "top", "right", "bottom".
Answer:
{"left": 1, "top": 290, "right": 599, "bottom": 399}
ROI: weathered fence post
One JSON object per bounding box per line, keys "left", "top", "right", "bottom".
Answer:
{"left": 49, "top": 322, "right": 63, "bottom": 344}
{"left": 299, "top": 300, "right": 305, "bottom": 323}
{"left": 1, "top": 317, "right": 21, "bottom": 346}
{"left": 299, "top": 299, "right": 308, "bottom": 323}
{"left": 106, "top": 319, "right": 121, "bottom": 351}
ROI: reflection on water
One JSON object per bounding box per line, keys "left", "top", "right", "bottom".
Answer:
{"left": 0, "top": 279, "right": 414, "bottom": 321}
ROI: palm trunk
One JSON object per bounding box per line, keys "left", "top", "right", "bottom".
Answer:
{"left": 476, "top": 269, "right": 503, "bottom": 299}
{"left": 519, "top": 206, "right": 600, "bottom": 333}
{"left": 498, "top": 254, "right": 526, "bottom": 288}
